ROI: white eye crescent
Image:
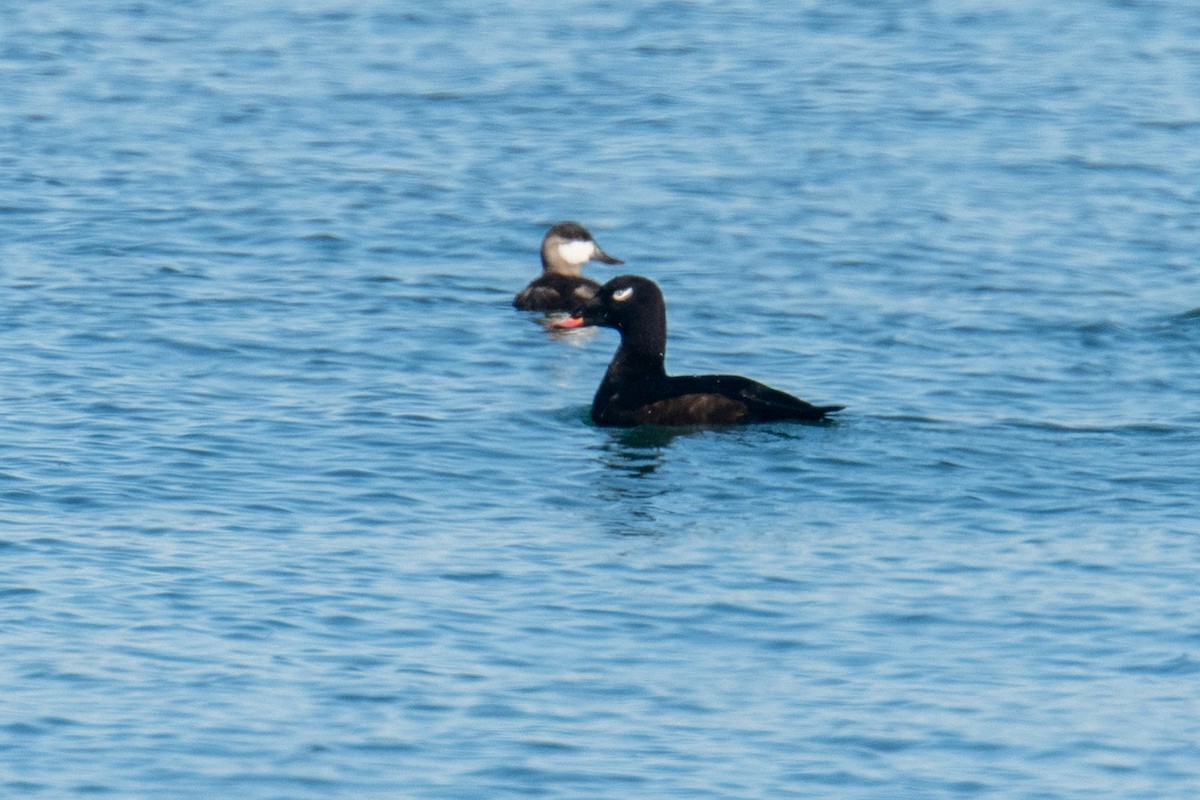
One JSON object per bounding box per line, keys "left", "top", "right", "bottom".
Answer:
{"left": 612, "top": 286, "right": 634, "bottom": 302}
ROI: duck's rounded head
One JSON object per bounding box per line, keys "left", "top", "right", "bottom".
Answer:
{"left": 554, "top": 275, "right": 664, "bottom": 334}
{"left": 540, "top": 221, "right": 624, "bottom": 275}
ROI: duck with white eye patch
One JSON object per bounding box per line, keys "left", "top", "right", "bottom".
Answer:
{"left": 513, "top": 221, "right": 624, "bottom": 313}
{"left": 554, "top": 275, "right": 844, "bottom": 427}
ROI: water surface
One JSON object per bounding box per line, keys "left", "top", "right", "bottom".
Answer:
{"left": 2, "top": 2, "right": 1199, "bottom": 798}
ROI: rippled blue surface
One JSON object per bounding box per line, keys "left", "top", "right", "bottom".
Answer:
{"left": 3, "top": 2, "right": 1200, "bottom": 798}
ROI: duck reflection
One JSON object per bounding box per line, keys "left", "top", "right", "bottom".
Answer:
{"left": 590, "top": 426, "right": 699, "bottom": 537}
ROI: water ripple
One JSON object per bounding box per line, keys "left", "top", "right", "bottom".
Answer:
{"left": 4, "top": 2, "right": 1200, "bottom": 799}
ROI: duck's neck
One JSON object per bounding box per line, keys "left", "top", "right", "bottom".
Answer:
{"left": 607, "top": 315, "right": 667, "bottom": 381}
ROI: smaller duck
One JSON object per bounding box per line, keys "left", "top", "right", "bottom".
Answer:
{"left": 513, "top": 221, "right": 624, "bottom": 312}
{"left": 554, "top": 275, "right": 844, "bottom": 427}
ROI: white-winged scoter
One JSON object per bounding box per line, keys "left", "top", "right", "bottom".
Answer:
{"left": 554, "top": 275, "right": 844, "bottom": 427}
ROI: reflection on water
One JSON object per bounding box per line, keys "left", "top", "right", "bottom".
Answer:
{"left": 530, "top": 315, "right": 601, "bottom": 346}
{"left": 1154, "top": 309, "right": 1200, "bottom": 349}
{"left": 589, "top": 426, "right": 696, "bottom": 536}
{"left": 604, "top": 424, "right": 702, "bottom": 454}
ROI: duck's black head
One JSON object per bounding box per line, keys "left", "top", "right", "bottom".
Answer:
{"left": 555, "top": 274, "right": 666, "bottom": 344}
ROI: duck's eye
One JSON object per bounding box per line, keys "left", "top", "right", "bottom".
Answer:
{"left": 612, "top": 286, "right": 634, "bottom": 302}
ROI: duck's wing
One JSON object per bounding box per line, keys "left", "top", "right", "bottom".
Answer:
{"left": 513, "top": 275, "right": 600, "bottom": 312}
{"left": 687, "top": 374, "right": 843, "bottom": 423}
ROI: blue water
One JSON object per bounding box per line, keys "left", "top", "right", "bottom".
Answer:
{"left": 3, "top": 2, "right": 1200, "bottom": 798}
